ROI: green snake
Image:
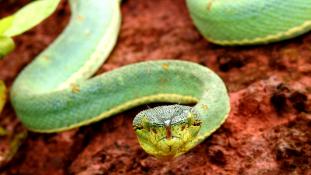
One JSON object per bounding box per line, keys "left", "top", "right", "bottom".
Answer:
{"left": 10, "top": 0, "right": 311, "bottom": 158}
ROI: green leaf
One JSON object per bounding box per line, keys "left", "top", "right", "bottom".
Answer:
{"left": 0, "top": 80, "right": 6, "bottom": 114}
{"left": 0, "top": 16, "right": 14, "bottom": 36}
{"left": 0, "top": 36, "right": 15, "bottom": 59}
{"left": 1, "top": 0, "right": 61, "bottom": 37}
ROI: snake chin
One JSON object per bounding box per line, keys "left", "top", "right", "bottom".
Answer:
{"left": 133, "top": 104, "right": 202, "bottom": 159}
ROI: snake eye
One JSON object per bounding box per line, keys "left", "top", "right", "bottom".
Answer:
{"left": 133, "top": 125, "right": 143, "bottom": 130}
{"left": 192, "top": 120, "right": 202, "bottom": 126}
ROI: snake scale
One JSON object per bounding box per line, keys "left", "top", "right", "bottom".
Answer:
{"left": 10, "top": 0, "right": 311, "bottom": 158}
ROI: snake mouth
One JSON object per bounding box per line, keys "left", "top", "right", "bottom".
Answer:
{"left": 157, "top": 135, "right": 182, "bottom": 143}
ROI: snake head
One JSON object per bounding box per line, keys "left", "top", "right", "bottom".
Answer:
{"left": 133, "top": 105, "right": 202, "bottom": 159}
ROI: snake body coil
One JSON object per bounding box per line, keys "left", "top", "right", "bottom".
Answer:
{"left": 10, "top": 0, "right": 230, "bottom": 158}
{"left": 10, "top": 0, "right": 311, "bottom": 158}
{"left": 187, "top": 0, "right": 311, "bottom": 45}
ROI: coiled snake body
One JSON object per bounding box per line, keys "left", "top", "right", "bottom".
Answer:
{"left": 10, "top": 0, "right": 311, "bottom": 158}
{"left": 187, "top": 0, "right": 311, "bottom": 45}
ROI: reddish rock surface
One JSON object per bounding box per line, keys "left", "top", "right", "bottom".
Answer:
{"left": 0, "top": 0, "right": 310, "bottom": 174}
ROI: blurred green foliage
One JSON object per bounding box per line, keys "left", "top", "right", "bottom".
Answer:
{"left": 0, "top": 0, "right": 60, "bottom": 58}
